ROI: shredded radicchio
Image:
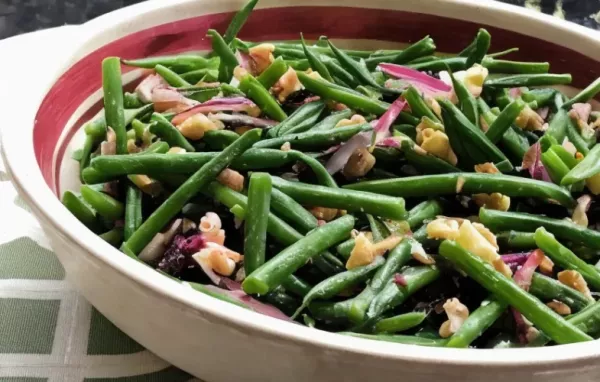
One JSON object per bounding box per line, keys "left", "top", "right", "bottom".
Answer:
{"left": 157, "top": 233, "right": 206, "bottom": 277}
{"left": 511, "top": 249, "right": 544, "bottom": 344}
{"left": 394, "top": 273, "right": 408, "bottom": 287}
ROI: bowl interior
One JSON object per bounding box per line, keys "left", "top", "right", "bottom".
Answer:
{"left": 18, "top": 0, "right": 600, "bottom": 369}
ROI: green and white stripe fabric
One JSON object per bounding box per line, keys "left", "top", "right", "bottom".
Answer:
{"left": 0, "top": 158, "right": 200, "bottom": 381}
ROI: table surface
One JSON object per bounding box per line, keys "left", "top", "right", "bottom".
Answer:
{"left": 0, "top": 1, "right": 599, "bottom": 381}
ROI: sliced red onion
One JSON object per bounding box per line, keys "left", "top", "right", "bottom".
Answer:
{"left": 235, "top": 50, "right": 252, "bottom": 71}
{"left": 152, "top": 87, "right": 198, "bottom": 113}
{"left": 202, "top": 284, "right": 293, "bottom": 321}
{"left": 508, "top": 87, "right": 523, "bottom": 99}
{"left": 500, "top": 253, "right": 530, "bottom": 267}
{"left": 377, "top": 137, "right": 401, "bottom": 148}
{"left": 514, "top": 249, "right": 544, "bottom": 291}
{"left": 219, "top": 277, "right": 243, "bottom": 291}
{"left": 373, "top": 97, "right": 406, "bottom": 142}
{"left": 162, "top": 219, "right": 182, "bottom": 246}
{"left": 325, "top": 132, "right": 371, "bottom": 175}
{"left": 378, "top": 63, "right": 451, "bottom": 96}
{"left": 536, "top": 106, "right": 550, "bottom": 120}
{"left": 394, "top": 273, "right": 408, "bottom": 287}
{"left": 572, "top": 103, "right": 592, "bottom": 122}
{"left": 135, "top": 74, "right": 168, "bottom": 103}
{"left": 172, "top": 97, "right": 259, "bottom": 125}
{"left": 522, "top": 142, "right": 551, "bottom": 182}
{"left": 511, "top": 307, "right": 530, "bottom": 344}
{"left": 210, "top": 112, "right": 277, "bottom": 127}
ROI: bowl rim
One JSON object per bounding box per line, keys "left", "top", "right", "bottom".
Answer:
{"left": 4, "top": 0, "right": 600, "bottom": 370}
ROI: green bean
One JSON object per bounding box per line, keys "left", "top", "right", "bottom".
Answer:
{"left": 254, "top": 123, "right": 372, "bottom": 150}
{"left": 327, "top": 39, "right": 385, "bottom": 91}
{"left": 403, "top": 86, "right": 439, "bottom": 122}
{"left": 438, "top": 240, "right": 592, "bottom": 344}
{"left": 344, "top": 173, "right": 574, "bottom": 207}
{"left": 273, "top": 46, "right": 306, "bottom": 59}
{"left": 365, "top": 36, "right": 436, "bottom": 69}
{"left": 481, "top": 57, "right": 549, "bottom": 74}
{"left": 256, "top": 57, "right": 288, "bottom": 89}
{"left": 203, "top": 130, "right": 240, "bottom": 150}
{"left": 480, "top": 209, "right": 600, "bottom": 249}
{"left": 80, "top": 185, "right": 124, "bottom": 221}
{"left": 323, "top": 58, "right": 359, "bottom": 88}
{"left": 124, "top": 185, "right": 143, "bottom": 241}
{"left": 207, "top": 29, "right": 238, "bottom": 83}
{"left": 244, "top": 173, "right": 272, "bottom": 275}
{"left": 262, "top": 287, "right": 300, "bottom": 316}
{"left": 367, "top": 266, "right": 440, "bottom": 322}
{"left": 487, "top": 47, "right": 519, "bottom": 58}
{"left": 179, "top": 68, "right": 219, "bottom": 84}
{"left": 529, "top": 300, "right": 600, "bottom": 346}
{"left": 122, "top": 55, "right": 212, "bottom": 72}
{"left": 407, "top": 55, "right": 438, "bottom": 65}
{"left": 447, "top": 67, "right": 478, "bottom": 127}
{"left": 242, "top": 214, "right": 355, "bottom": 295}
{"left": 297, "top": 71, "right": 389, "bottom": 115}
{"left": 300, "top": 34, "right": 333, "bottom": 82}
{"left": 309, "top": 109, "right": 353, "bottom": 131}
{"left": 62, "top": 191, "right": 99, "bottom": 231}
{"left": 561, "top": 144, "right": 600, "bottom": 185}
{"left": 286, "top": 59, "right": 310, "bottom": 71}
{"left": 99, "top": 227, "right": 124, "bottom": 247}
{"left": 541, "top": 149, "right": 571, "bottom": 183}
{"left": 367, "top": 214, "right": 390, "bottom": 243}
{"left": 291, "top": 151, "right": 338, "bottom": 188}
{"left": 396, "top": 140, "right": 461, "bottom": 174}
{"left": 566, "top": 118, "right": 593, "bottom": 155}
{"left": 446, "top": 298, "right": 507, "bottom": 348}
{"left": 292, "top": 256, "right": 385, "bottom": 319}
{"left": 530, "top": 273, "right": 593, "bottom": 312}
{"left": 216, "top": 184, "right": 344, "bottom": 277}
{"left": 277, "top": 100, "right": 326, "bottom": 136}
{"left": 223, "top": 0, "right": 258, "bottom": 44}
{"left": 373, "top": 311, "right": 427, "bottom": 334}
{"left": 409, "top": 57, "right": 468, "bottom": 72}
{"left": 102, "top": 57, "right": 127, "bottom": 155}
{"left": 341, "top": 332, "right": 448, "bottom": 347}
{"left": 406, "top": 200, "right": 444, "bottom": 230}
{"left": 181, "top": 87, "right": 221, "bottom": 102}
{"left": 485, "top": 98, "right": 526, "bottom": 143}
{"left": 497, "top": 231, "right": 537, "bottom": 250}
{"left": 484, "top": 73, "right": 572, "bottom": 87}
{"left": 79, "top": 118, "right": 107, "bottom": 177}
{"left": 562, "top": 77, "right": 600, "bottom": 109}
{"left": 534, "top": 227, "right": 600, "bottom": 290}
{"left": 124, "top": 129, "right": 262, "bottom": 254}
{"left": 478, "top": 98, "right": 529, "bottom": 162}
{"left": 149, "top": 113, "right": 195, "bottom": 152}
{"left": 270, "top": 188, "right": 318, "bottom": 232}
{"left": 239, "top": 74, "right": 287, "bottom": 121}
{"left": 311, "top": 239, "right": 413, "bottom": 323}
{"left": 281, "top": 275, "right": 313, "bottom": 298}
{"left": 271, "top": 176, "right": 407, "bottom": 220}
{"left": 123, "top": 92, "right": 144, "bottom": 108}
{"left": 155, "top": 64, "right": 192, "bottom": 87}
{"left": 521, "top": 88, "right": 557, "bottom": 107}
{"left": 466, "top": 29, "right": 491, "bottom": 67}
{"left": 335, "top": 238, "right": 355, "bottom": 260}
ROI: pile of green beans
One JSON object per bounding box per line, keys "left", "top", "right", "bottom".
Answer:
{"left": 62, "top": 0, "right": 600, "bottom": 350}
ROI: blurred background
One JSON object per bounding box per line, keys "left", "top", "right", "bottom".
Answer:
{"left": 0, "top": 0, "right": 599, "bottom": 39}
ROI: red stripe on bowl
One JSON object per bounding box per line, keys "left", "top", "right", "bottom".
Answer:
{"left": 35, "top": 6, "right": 600, "bottom": 194}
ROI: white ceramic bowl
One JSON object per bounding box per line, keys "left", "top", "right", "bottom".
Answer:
{"left": 4, "top": 0, "right": 600, "bottom": 380}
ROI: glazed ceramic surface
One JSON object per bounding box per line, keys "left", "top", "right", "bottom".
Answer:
{"left": 4, "top": 1, "right": 600, "bottom": 381}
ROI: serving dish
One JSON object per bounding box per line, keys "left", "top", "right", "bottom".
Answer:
{"left": 3, "top": 0, "right": 600, "bottom": 380}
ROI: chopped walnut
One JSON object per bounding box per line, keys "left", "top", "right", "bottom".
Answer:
{"left": 411, "top": 241, "right": 435, "bottom": 265}
{"left": 558, "top": 270, "right": 592, "bottom": 299}
{"left": 182, "top": 218, "right": 197, "bottom": 234}
{"left": 248, "top": 43, "right": 275, "bottom": 74}
{"left": 204, "top": 229, "right": 226, "bottom": 246}
{"left": 167, "top": 147, "right": 187, "bottom": 154}
{"left": 129, "top": 175, "right": 162, "bottom": 197}
{"left": 515, "top": 105, "right": 545, "bottom": 131}
{"left": 572, "top": 194, "right": 592, "bottom": 227}
{"left": 456, "top": 176, "right": 465, "bottom": 193}
{"left": 439, "top": 298, "right": 469, "bottom": 338}
{"left": 426, "top": 218, "right": 461, "bottom": 240}
{"left": 192, "top": 245, "right": 240, "bottom": 277}
{"left": 342, "top": 148, "right": 376, "bottom": 178}
{"left": 309, "top": 206, "right": 338, "bottom": 221}
{"left": 456, "top": 220, "right": 510, "bottom": 277}
{"left": 424, "top": 96, "right": 442, "bottom": 118}
{"left": 420, "top": 128, "right": 458, "bottom": 165}
{"left": 472, "top": 192, "right": 511, "bottom": 211}
{"left": 217, "top": 169, "right": 245, "bottom": 192}
{"left": 463, "top": 64, "right": 488, "bottom": 98}
{"left": 372, "top": 235, "right": 402, "bottom": 257}
{"left": 234, "top": 126, "right": 252, "bottom": 135}
{"left": 546, "top": 300, "right": 571, "bottom": 316}
{"left": 335, "top": 114, "right": 367, "bottom": 128}
{"left": 177, "top": 113, "right": 220, "bottom": 140}
{"left": 127, "top": 139, "right": 140, "bottom": 154}
{"left": 474, "top": 162, "right": 500, "bottom": 174}
{"left": 280, "top": 141, "right": 291, "bottom": 151}
{"left": 346, "top": 232, "right": 375, "bottom": 270}
{"left": 539, "top": 255, "right": 554, "bottom": 275}
{"left": 274, "top": 67, "right": 302, "bottom": 102}
{"left": 233, "top": 65, "right": 249, "bottom": 81}
{"left": 199, "top": 212, "right": 222, "bottom": 234}
{"left": 586, "top": 173, "right": 600, "bottom": 195}
{"left": 100, "top": 141, "right": 116, "bottom": 156}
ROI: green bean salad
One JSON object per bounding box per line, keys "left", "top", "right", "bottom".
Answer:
{"left": 64, "top": 0, "right": 600, "bottom": 348}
